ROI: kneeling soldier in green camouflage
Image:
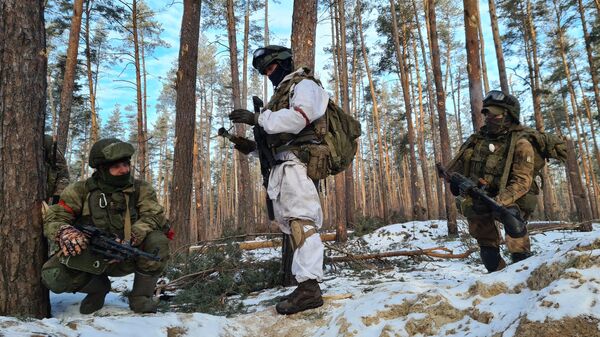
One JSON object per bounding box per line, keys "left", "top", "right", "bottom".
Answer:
{"left": 41, "top": 138, "right": 170, "bottom": 314}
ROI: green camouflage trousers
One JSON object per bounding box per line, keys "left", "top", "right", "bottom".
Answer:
{"left": 41, "top": 230, "right": 169, "bottom": 293}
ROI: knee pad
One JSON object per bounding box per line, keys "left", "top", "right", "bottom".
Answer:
{"left": 290, "top": 219, "right": 317, "bottom": 250}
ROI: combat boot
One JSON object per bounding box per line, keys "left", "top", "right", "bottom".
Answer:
{"left": 275, "top": 279, "right": 323, "bottom": 315}
{"left": 79, "top": 275, "right": 111, "bottom": 314}
{"left": 480, "top": 246, "right": 506, "bottom": 273}
{"left": 128, "top": 272, "right": 159, "bottom": 313}
{"left": 511, "top": 252, "right": 532, "bottom": 263}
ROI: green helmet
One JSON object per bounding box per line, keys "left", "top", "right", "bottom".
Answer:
{"left": 482, "top": 90, "right": 520, "bottom": 123}
{"left": 89, "top": 138, "right": 135, "bottom": 168}
{"left": 252, "top": 45, "right": 292, "bottom": 74}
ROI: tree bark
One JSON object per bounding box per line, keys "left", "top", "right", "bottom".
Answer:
{"left": 0, "top": 0, "right": 49, "bottom": 318}
{"left": 226, "top": 0, "right": 253, "bottom": 233}
{"left": 170, "top": 0, "right": 201, "bottom": 250}
{"left": 463, "top": 0, "right": 484, "bottom": 131}
{"left": 291, "top": 0, "right": 317, "bottom": 71}
{"left": 57, "top": 0, "right": 84, "bottom": 153}
{"left": 576, "top": 0, "right": 600, "bottom": 166}
{"left": 428, "top": 0, "right": 458, "bottom": 234}
{"left": 84, "top": 0, "right": 98, "bottom": 144}
{"left": 488, "top": 0, "right": 509, "bottom": 93}
{"left": 476, "top": 0, "right": 489, "bottom": 93}
{"left": 335, "top": 0, "right": 351, "bottom": 241}
{"left": 132, "top": 0, "right": 148, "bottom": 179}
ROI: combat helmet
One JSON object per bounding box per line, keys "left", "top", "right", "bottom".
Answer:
{"left": 482, "top": 90, "right": 521, "bottom": 123}
{"left": 89, "top": 138, "right": 135, "bottom": 168}
{"left": 252, "top": 45, "right": 293, "bottom": 74}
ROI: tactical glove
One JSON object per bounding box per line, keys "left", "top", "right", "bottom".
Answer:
{"left": 56, "top": 225, "right": 88, "bottom": 256}
{"left": 229, "top": 109, "right": 257, "bottom": 126}
{"left": 234, "top": 138, "right": 257, "bottom": 155}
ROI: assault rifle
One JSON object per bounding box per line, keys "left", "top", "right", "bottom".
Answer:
{"left": 252, "top": 96, "right": 276, "bottom": 221}
{"left": 436, "top": 163, "right": 527, "bottom": 238}
{"left": 75, "top": 225, "right": 160, "bottom": 262}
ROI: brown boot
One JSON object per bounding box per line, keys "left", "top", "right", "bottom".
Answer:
{"left": 275, "top": 279, "right": 323, "bottom": 315}
{"left": 128, "top": 272, "right": 159, "bottom": 313}
{"left": 79, "top": 275, "right": 111, "bottom": 314}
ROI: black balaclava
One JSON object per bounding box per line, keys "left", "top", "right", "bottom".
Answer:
{"left": 95, "top": 159, "right": 133, "bottom": 192}
{"left": 268, "top": 58, "right": 293, "bottom": 87}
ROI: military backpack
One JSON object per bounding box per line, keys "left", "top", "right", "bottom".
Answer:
{"left": 266, "top": 68, "right": 362, "bottom": 180}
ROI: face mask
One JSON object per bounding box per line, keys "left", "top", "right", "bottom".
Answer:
{"left": 268, "top": 65, "right": 289, "bottom": 87}
{"left": 95, "top": 165, "right": 133, "bottom": 192}
{"left": 485, "top": 113, "right": 511, "bottom": 135}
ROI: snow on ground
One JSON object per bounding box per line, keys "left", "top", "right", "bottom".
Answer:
{"left": 2, "top": 220, "right": 600, "bottom": 336}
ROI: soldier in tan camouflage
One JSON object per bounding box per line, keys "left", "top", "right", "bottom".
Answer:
{"left": 448, "top": 91, "right": 535, "bottom": 272}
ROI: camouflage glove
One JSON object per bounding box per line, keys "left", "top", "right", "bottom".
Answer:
{"left": 229, "top": 109, "right": 258, "bottom": 126}
{"left": 56, "top": 225, "right": 88, "bottom": 256}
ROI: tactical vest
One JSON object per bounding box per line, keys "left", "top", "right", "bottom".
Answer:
{"left": 264, "top": 68, "right": 326, "bottom": 150}
{"left": 462, "top": 126, "right": 539, "bottom": 213}
{"left": 74, "top": 178, "right": 140, "bottom": 240}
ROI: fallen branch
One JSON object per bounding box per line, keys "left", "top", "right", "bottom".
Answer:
{"left": 325, "top": 246, "right": 478, "bottom": 263}
{"left": 189, "top": 233, "right": 338, "bottom": 253}
{"left": 527, "top": 219, "right": 599, "bottom": 235}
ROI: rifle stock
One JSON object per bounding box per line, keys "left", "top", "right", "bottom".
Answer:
{"left": 252, "top": 96, "right": 276, "bottom": 221}
{"left": 435, "top": 163, "right": 527, "bottom": 238}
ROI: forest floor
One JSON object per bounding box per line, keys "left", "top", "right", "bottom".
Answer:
{"left": 2, "top": 220, "right": 600, "bottom": 337}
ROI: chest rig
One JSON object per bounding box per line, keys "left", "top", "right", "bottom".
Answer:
{"left": 75, "top": 178, "right": 140, "bottom": 240}
{"left": 464, "top": 132, "right": 511, "bottom": 196}
{"left": 263, "top": 68, "right": 327, "bottom": 152}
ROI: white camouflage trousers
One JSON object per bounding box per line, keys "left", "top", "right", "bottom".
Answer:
{"left": 268, "top": 151, "right": 324, "bottom": 283}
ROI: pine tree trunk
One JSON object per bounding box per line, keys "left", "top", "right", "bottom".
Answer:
{"left": 226, "top": 0, "right": 253, "bottom": 234}
{"left": 335, "top": 0, "right": 351, "bottom": 240}
{"left": 428, "top": 0, "right": 458, "bottom": 234}
{"left": 57, "top": 0, "right": 84, "bottom": 153}
{"left": 170, "top": 0, "right": 200, "bottom": 250}
{"left": 418, "top": 0, "right": 445, "bottom": 218}
{"left": 0, "top": 0, "right": 49, "bottom": 317}
{"left": 475, "top": 0, "right": 489, "bottom": 93}
{"left": 291, "top": 0, "right": 317, "bottom": 71}
{"left": 358, "top": 0, "right": 389, "bottom": 222}
{"left": 463, "top": 0, "right": 484, "bottom": 131}
{"left": 389, "top": 0, "right": 424, "bottom": 220}
{"left": 411, "top": 35, "right": 435, "bottom": 219}
{"left": 488, "top": 0, "right": 509, "bottom": 93}
{"left": 577, "top": 0, "right": 600, "bottom": 162}
{"left": 84, "top": 0, "right": 98, "bottom": 143}
{"left": 520, "top": 0, "right": 557, "bottom": 220}
{"left": 131, "top": 0, "right": 147, "bottom": 178}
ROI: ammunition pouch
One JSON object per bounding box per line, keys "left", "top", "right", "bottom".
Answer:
{"left": 60, "top": 249, "right": 108, "bottom": 275}
{"left": 293, "top": 144, "right": 330, "bottom": 181}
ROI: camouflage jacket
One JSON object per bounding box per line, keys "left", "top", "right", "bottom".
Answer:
{"left": 44, "top": 135, "right": 70, "bottom": 198}
{"left": 44, "top": 176, "right": 166, "bottom": 243}
{"left": 448, "top": 125, "right": 536, "bottom": 209}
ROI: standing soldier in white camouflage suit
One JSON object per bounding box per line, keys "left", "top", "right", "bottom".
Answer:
{"left": 228, "top": 45, "right": 328, "bottom": 314}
